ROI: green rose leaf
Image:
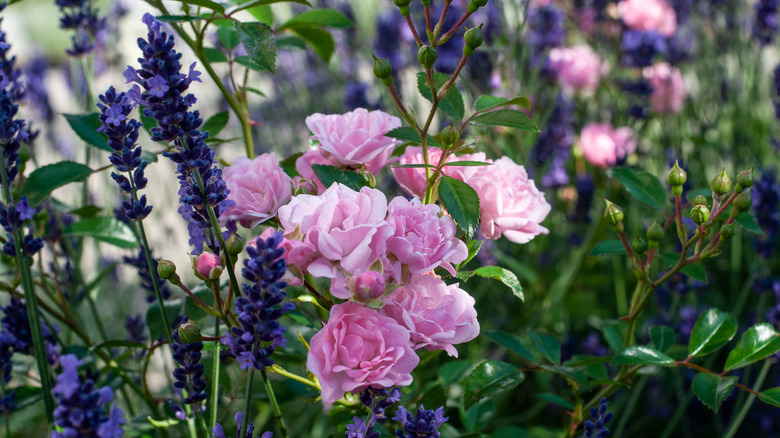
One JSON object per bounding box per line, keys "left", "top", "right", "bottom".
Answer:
{"left": 688, "top": 308, "right": 737, "bottom": 358}
{"left": 723, "top": 323, "right": 780, "bottom": 372}
{"left": 692, "top": 373, "right": 738, "bottom": 413}
{"left": 462, "top": 360, "right": 524, "bottom": 411}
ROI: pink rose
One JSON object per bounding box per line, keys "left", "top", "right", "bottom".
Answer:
{"left": 307, "top": 302, "right": 419, "bottom": 404}
{"left": 223, "top": 153, "right": 292, "bottom": 228}
{"left": 295, "top": 149, "right": 331, "bottom": 194}
{"left": 618, "top": 0, "right": 677, "bottom": 37}
{"left": 548, "top": 45, "right": 604, "bottom": 93}
{"left": 643, "top": 62, "right": 686, "bottom": 114}
{"left": 277, "top": 183, "right": 393, "bottom": 283}
{"left": 305, "top": 108, "right": 402, "bottom": 171}
{"left": 392, "top": 147, "right": 488, "bottom": 199}
{"left": 385, "top": 197, "right": 467, "bottom": 282}
{"left": 467, "top": 157, "right": 551, "bottom": 244}
{"left": 195, "top": 252, "right": 221, "bottom": 279}
{"left": 380, "top": 275, "right": 479, "bottom": 357}
{"left": 579, "top": 123, "right": 637, "bottom": 168}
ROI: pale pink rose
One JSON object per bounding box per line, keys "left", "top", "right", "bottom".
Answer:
{"left": 307, "top": 302, "right": 419, "bottom": 404}
{"left": 385, "top": 197, "right": 467, "bottom": 282}
{"left": 305, "top": 108, "right": 402, "bottom": 171}
{"left": 579, "top": 123, "right": 637, "bottom": 168}
{"left": 467, "top": 157, "right": 551, "bottom": 244}
{"left": 392, "top": 147, "right": 488, "bottom": 198}
{"left": 548, "top": 45, "right": 604, "bottom": 93}
{"left": 380, "top": 275, "right": 479, "bottom": 357}
{"left": 195, "top": 252, "right": 221, "bottom": 279}
{"left": 618, "top": 0, "right": 677, "bottom": 37}
{"left": 643, "top": 62, "right": 686, "bottom": 114}
{"left": 295, "top": 149, "right": 331, "bottom": 194}
{"left": 222, "top": 153, "right": 292, "bottom": 228}
{"left": 277, "top": 183, "right": 393, "bottom": 282}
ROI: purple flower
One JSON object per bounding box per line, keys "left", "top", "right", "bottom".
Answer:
{"left": 754, "top": 0, "right": 778, "bottom": 46}
{"left": 213, "top": 411, "right": 273, "bottom": 438}
{"left": 51, "top": 354, "right": 126, "bottom": 438}
{"left": 393, "top": 405, "right": 448, "bottom": 438}
{"left": 55, "top": 0, "right": 107, "bottom": 56}
{"left": 221, "top": 231, "right": 293, "bottom": 371}
{"left": 171, "top": 323, "right": 207, "bottom": 408}
{"left": 1, "top": 297, "right": 59, "bottom": 365}
{"left": 621, "top": 30, "right": 668, "bottom": 67}
{"left": 582, "top": 397, "right": 613, "bottom": 438}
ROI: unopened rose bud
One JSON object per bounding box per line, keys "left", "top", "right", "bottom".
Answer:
{"left": 348, "top": 271, "right": 387, "bottom": 302}
{"left": 417, "top": 45, "right": 438, "bottom": 69}
{"left": 735, "top": 168, "right": 754, "bottom": 193}
{"left": 463, "top": 25, "right": 484, "bottom": 56}
{"left": 720, "top": 223, "right": 735, "bottom": 241}
{"left": 226, "top": 234, "right": 243, "bottom": 256}
{"left": 647, "top": 222, "right": 664, "bottom": 244}
{"left": 692, "top": 195, "right": 708, "bottom": 207}
{"left": 372, "top": 55, "right": 393, "bottom": 86}
{"left": 195, "top": 252, "right": 223, "bottom": 280}
{"left": 394, "top": 0, "right": 412, "bottom": 15}
{"left": 690, "top": 204, "right": 710, "bottom": 226}
{"left": 468, "top": 0, "right": 488, "bottom": 13}
{"left": 440, "top": 125, "right": 459, "bottom": 148}
{"left": 604, "top": 200, "right": 624, "bottom": 225}
{"left": 667, "top": 161, "right": 687, "bottom": 196}
{"left": 710, "top": 168, "right": 732, "bottom": 196}
{"left": 733, "top": 188, "right": 752, "bottom": 212}
{"left": 177, "top": 322, "right": 202, "bottom": 344}
{"left": 631, "top": 238, "right": 648, "bottom": 255}
{"left": 157, "top": 259, "right": 181, "bottom": 285}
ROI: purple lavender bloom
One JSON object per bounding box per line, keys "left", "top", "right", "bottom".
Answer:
{"left": 23, "top": 53, "right": 54, "bottom": 123}
{"left": 213, "top": 411, "right": 273, "bottom": 438}
{"left": 221, "top": 231, "right": 294, "bottom": 371}
{"left": 754, "top": 0, "right": 778, "bottom": 46}
{"left": 55, "top": 0, "right": 107, "bottom": 56}
{"left": 1, "top": 297, "right": 59, "bottom": 365}
{"left": 125, "top": 13, "right": 230, "bottom": 253}
{"left": 532, "top": 93, "right": 574, "bottom": 188}
{"left": 582, "top": 398, "right": 613, "bottom": 438}
{"left": 125, "top": 315, "right": 147, "bottom": 344}
{"left": 171, "top": 326, "right": 207, "bottom": 408}
{"left": 751, "top": 169, "right": 779, "bottom": 257}
{"left": 621, "top": 30, "right": 667, "bottom": 68}
{"left": 393, "top": 405, "right": 448, "bottom": 438}
{"left": 97, "top": 86, "right": 152, "bottom": 221}
{"left": 526, "top": 5, "right": 566, "bottom": 69}
{"left": 51, "top": 354, "right": 126, "bottom": 438}
{"left": 345, "top": 417, "right": 378, "bottom": 438}
{"left": 0, "top": 15, "right": 25, "bottom": 101}
{"left": 374, "top": 13, "right": 406, "bottom": 75}
{"left": 122, "top": 246, "right": 171, "bottom": 303}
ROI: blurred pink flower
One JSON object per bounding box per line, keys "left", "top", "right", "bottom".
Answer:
{"left": 618, "top": 0, "right": 677, "bottom": 37}
{"left": 307, "top": 302, "right": 419, "bottom": 404}
{"left": 579, "top": 123, "right": 637, "bottom": 168}
{"left": 643, "top": 62, "right": 686, "bottom": 114}
{"left": 222, "top": 153, "right": 292, "bottom": 228}
{"left": 380, "top": 275, "right": 479, "bottom": 357}
{"left": 548, "top": 45, "right": 604, "bottom": 93}
{"left": 277, "top": 183, "right": 393, "bottom": 285}
{"left": 385, "top": 197, "right": 467, "bottom": 282}
{"left": 305, "top": 108, "right": 402, "bottom": 172}
{"left": 468, "top": 157, "right": 551, "bottom": 244}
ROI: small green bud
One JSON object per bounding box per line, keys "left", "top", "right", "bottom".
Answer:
{"left": 604, "top": 199, "right": 624, "bottom": 226}
{"left": 157, "top": 259, "right": 180, "bottom": 285}
{"left": 690, "top": 204, "right": 710, "bottom": 226}
{"left": 177, "top": 322, "right": 203, "bottom": 344}
{"left": 667, "top": 161, "right": 687, "bottom": 188}
{"left": 692, "top": 195, "right": 708, "bottom": 207}
{"left": 733, "top": 188, "right": 753, "bottom": 212}
{"left": 720, "top": 223, "right": 735, "bottom": 241}
{"left": 710, "top": 168, "right": 732, "bottom": 196}
{"left": 464, "top": 25, "right": 484, "bottom": 50}
{"left": 468, "top": 0, "right": 488, "bottom": 13}
{"left": 421, "top": 0, "right": 431, "bottom": 5}
{"left": 18, "top": 144, "right": 30, "bottom": 162}
{"left": 735, "top": 168, "right": 754, "bottom": 192}
{"left": 226, "top": 234, "right": 243, "bottom": 256}
{"left": 372, "top": 55, "right": 393, "bottom": 86}
{"left": 394, "top": 0, "right": 412, "bottom": 15}
{"left": 440, "top": 125, "right": 460, "bottom": 148}
{"left": 647, "top": 222, "right": 664, "bottom": 242}
{"left": 631, "top": 238, "right": 648, "bottom": 255}
{"left": 417, "top": 45, "right": 438, "bottom": 68}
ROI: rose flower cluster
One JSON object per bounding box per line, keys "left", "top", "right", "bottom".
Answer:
{"left": 219, "top": 108, "right": 551, "bottom": 404}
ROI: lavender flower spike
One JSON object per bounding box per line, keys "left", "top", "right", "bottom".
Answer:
{"left": 213, "top": 411, "right": 273, "bottom": 438}
{"left": 393, "top": 405, "right": 448, "bottom": 438}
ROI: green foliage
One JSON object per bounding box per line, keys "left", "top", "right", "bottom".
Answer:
{"left": 469, "top": 109, "right": 538, "bottom": 131}
{"left": 21, "top": 161, "right": 93, "bottom": 206}
{"left": 612, "top": 345, "right": 675, "bottom": 366}
{"left": 457, "top": 266, "right": 523, "bottom": 301}
{"left": 462, "top": 361, "right": 524, "bottom": 411}
{"left": 416, "top": 72, "right": 465, "bottom": 120}
{"left": 650, "top": 326, "right": 677, "bottom": 353}
{"left": 63, "top": 113, "right": 110, "bottom": 152}
{"left": 310, "top": 164, "right": 370, "bottom": 191}
{"left": 723, "top": 323, "right": 780, "bottom": 371}
{"left": 202, "top": 111, "right": 230, "bottom": 136}
{"left": 483, "top": 331, "right": 537, "bottom": 363}
{"left": 62, "top": 217, "right": 138, "bottom": 249}
{"left": 438, "top": 176, "right": 480, "bottom": 239}
{"left": 529, "top": 332, "right": 561, "bottom": 364}
{"left": 688, "top": 308, "right": 737, "bottom": 358}
{"left": 235, "top": 21, "right": 277, "bottom": 72}
{"left": 692, "top": 373, "right": 738, "bottom": 412}
{"left": 474, "top": 95, "right": 531, "bottom": 112}
{"left": 589, "top": 240, "right": 627, "bottom": 257}
{"left": 608, "top": 167, "right": 667, "bottom": 212}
